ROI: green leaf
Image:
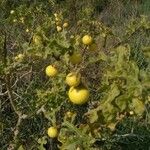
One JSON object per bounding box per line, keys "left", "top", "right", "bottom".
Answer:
{"left": 59, "top": 121, "right": 95, "bottom": 149}
{"left": 115, "top": 45, "right": 130, "bottom": 72}
{"left": 37, "top": 136, "right": 47, "bottom": 150}
{"left": 102, "top": 83, "right": 120, "bottom": 104}
{"left": 98, "top": 51, "right": 108, "bottom": 61}
{"left": 102, "top": 103, "right": 117, "bottom": 122}
{"left": 87, "top": 109, "right": 99, "bottom": 124}
{"left": 129, "top": 98, "right": 145, "bottom": 115}
{"left": 56, "top": 31, "right": 71, "bottom": 48}
{"left": 115, "top": 94, "right": 131, "bottom": 111}
{"left": 142, "top": 46, "right": 150, "bottom": 52}
{"left": 59, "top": 138, "right": 81, "bottom": 150}
{"left": 17, "top": 145, "right": 24, "bottom": 150}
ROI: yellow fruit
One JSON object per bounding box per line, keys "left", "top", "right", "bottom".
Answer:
{"left": 47, "top": 127, "right": 58, "bottom": 138}
{"left": 13, "top": 19, "right": 17, "bottom": 23}
{"left": 56, "top": 26, "right": 62, "bottom": 32}
{"left": 70, "top": 35, "right": 75, "bottom": 39}
{"left": 101, "top": 33, "right": 106, "bottom": 38}
{"left": 14, "top": 56, "right": 18, "bottom": 60}
{"left": 10, "top": 10, "right": 15, "bottom": 14}
{"left": 20, "top": 17, "right": 24, "bottom": 23}
{"left": 18, "top": 54, "right": 24, "bottom": 59}
{"left": 68, "top": 86, "right": 89, "bottom": 105}
{"left": 89, "top": 43, "right": 98, "bottom": 51}
{"left": 82, "top": 35, "right": 93, "bottom": 45}
{"left": 55, "top": 17, "right": 60, "bottom": 22}
{"left": 66, "top": 72, "right": 81, "bottom": 87}
{"left": 129, "top": 111, "right": 134, "bottom": 115}
{"left": 33, "top": 35, "right": 42, "bottom": 45}
{"left": 69, "top": 53, "right": 82, "bottom": 64}
{"left": 66, "top": 111, "right": 74, "bottom": 118}
{"left": 15, "top": 54, "right": 24, "bottom": 61}
{"left": 45, "top": 65, "right": 58, "bottom": 77}
{"left": 54, "top": 13, "right": 58, "bottom": 17}
{"left": 76, "top": 147, "right": 81, "bottom": 150}
{"left": 63, "top": 22, "right": 69, "bottom": 28}
{"left": 25, "top": 28, "right": 29, "bottom": 33}
{"left": 148, "top": 96, "right": 150, "bottom": 102}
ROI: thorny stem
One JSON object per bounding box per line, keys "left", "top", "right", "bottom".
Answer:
{"left": 103, "top": 35, "right": 107, "bottom": 48}
{"left": 5, "top": 75, "right": 22, "bottom": 147}
{"left": 5, "top": 75, "right": 19, "bottom": 115}
{"left": 3, "top": 34, "right": 27, "bottom": 149}
{"left": 6, "top": 74, "right": 27, "bottom": 149}
{"left": 74, "top": 45, "right": 87, "bottom": 72}
{"left": 112, "top": 26, "right": 142, "bottom": 48}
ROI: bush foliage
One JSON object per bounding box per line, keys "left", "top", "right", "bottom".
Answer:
{"left": 0, "top": 0, "right": 150, "bottom": 150}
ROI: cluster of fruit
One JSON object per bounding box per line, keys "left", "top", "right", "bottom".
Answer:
{"left": 45, "top": 35, "right": 94, "bottom": 105}
{"left": 46, "top": 35, "right": 96, "bottom": 138}
{"left": 54, "top": 13, "right": 69, "bottom": 32}
{"left": 10, "top": 10, "right": 30, "bottom": 33}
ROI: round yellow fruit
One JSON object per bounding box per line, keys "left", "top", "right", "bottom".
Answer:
{"left": 63, "top": 22, "right": 69, "bottom": 28}
{"left": 56, "top": 26, "right": 62, "bottom": 32}
{"left": 129, "top": 111, "right": 134, "bottom": 115}
{"left": 68, "top": 86, "right": 89, "bottom": 105}
{"left": 45, "top": 65, "right": 58, "bottom": 77}
{"left": 13, "top": 19, "right": 17, "bottom": 23}
{"left": 47, "top": 127, "right": 58, "bottom": 138}
{"left": 15, "top": 54, "right": 24, "bottom": 61}
{"left": 10, "top": 10, "right": 15, "bottom": 14}
{"left": 66, "top": 72, "right": 81, "bottom": 87}
{"left": 82, "top": 35, "right": 93, "bottom": 45}
{"left": 33, "top": 35, "right": 42, "bottom": 45}
{"left": 18, "top": 54, "right": 24, "bottom": 58}
{"left": 25, "top": 28, "right": 29, "bottom": 33}
{"left": 89, "top": 43, "right": 97, "bottom": 51}
{"left": 69, "top": 53, "right": 82, "bottom": 64}
{"left": 66, "top": 111, "right": 74, "bottom": 118}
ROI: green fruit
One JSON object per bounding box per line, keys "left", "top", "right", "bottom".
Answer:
{"left": 69, "top": 53, "right": 82, "bottom": 64}
{"left": 33, "top": 35, "right": 42, "bottom": 45}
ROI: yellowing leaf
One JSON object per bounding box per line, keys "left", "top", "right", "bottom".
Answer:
{"left": 102, "top": 104, "right": 117, "bottom": 122}
{"left": 130, "top": 98, "right": 145, "bottom": 115}
{"left": 17, "top": 145, "right": 24, "bottom": 150}
{"left": 107, "top": 122, "right": 117, "bottom": 131}
{"left": 87, "top": 109, "right": 99, "bottom": 124}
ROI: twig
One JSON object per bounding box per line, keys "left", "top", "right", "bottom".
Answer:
{"left": 11, "top": 67, "right": 32, "bottom": 88}
{"left": 3, "top": 30, "right": 27, "bottom": 150}
{"left": 5, "top": 74, "right": 20, "bottom": 149}
{"left": 3, "top": 31, "right": 7, "bottom": 66}
{"left": 112, "top": 26, "right": 142, "bottom": 49}
{"left": 74, "top": 45, "right": 87, "bottom": 71}
{"left": 5, "top": 75, "right": 19, "bottom": 115}
{"left": 0, "top": 91, "right": 8, "bottom": 96}
{"left": 113, "top": 133, "right": 140, "bottom": 138}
